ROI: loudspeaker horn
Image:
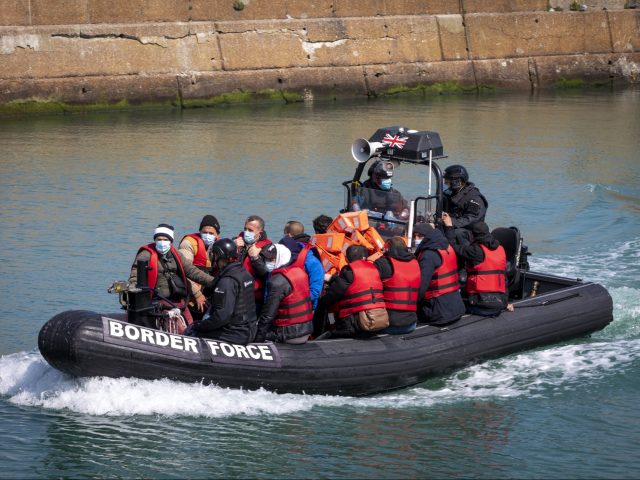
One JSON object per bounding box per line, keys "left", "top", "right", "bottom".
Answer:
{"left": 351, "top": 139, "right": 385, "bottom": 163}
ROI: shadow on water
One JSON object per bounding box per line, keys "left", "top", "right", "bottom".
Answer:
{"left": 30, "top": 401, "right": 516, "bottom": 479}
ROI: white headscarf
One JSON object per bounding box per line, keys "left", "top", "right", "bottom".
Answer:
{"left": 266, "top": 243, "right": 291, "bottom": 271}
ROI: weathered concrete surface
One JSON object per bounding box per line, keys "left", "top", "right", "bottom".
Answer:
{"left": 0, "top": 7, "right": 639, "bottom": 114}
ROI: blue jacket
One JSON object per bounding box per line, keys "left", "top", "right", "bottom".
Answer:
{"left": 303, "top": 245, "right": 324, "bottom": 309}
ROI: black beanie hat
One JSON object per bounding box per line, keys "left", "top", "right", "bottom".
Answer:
{"left": 412, "top": 223, "right": 434, "bottom": 236}
{"left": 199, "top": 215, "right": 220, "bottom": 232}
{"left": 469, "top": 221, "right": 490, "bottom": 236}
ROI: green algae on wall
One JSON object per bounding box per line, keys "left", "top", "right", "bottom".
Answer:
{"left": 380, "top": 82, "right": 492, "bottom": 96}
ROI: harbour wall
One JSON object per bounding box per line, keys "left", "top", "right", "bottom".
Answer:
{"left": 0, "top": 0, "right": 639, "bottom": 114}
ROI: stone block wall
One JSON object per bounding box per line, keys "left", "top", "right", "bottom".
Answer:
{"left": 0, "top": 0, "right": 638, "bottom": 113}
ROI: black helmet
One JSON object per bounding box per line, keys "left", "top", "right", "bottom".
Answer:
{"left": 211, "top": 238, "right": 238, "bottom": 263}
{"left": 367, "top": 160, "right": 394, "bottom": 178}
{"left": 444, "top": 164, "right": 469, "bottom": 193}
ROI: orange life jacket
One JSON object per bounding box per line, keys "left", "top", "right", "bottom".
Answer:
{"left": 466, "top": 244, "right": 507, "bottom": 294}
{"left": 181, "top": 233, "right": 210, "bottom": 268}
{"left": 423, "top": 245, "right": 460, "bottom": 300}
{"left": 338, "top": 260, "right": 385, "bottom": 318}
{"left": 382, "top": 257, "right": 421, "bottom": 311}
{"left": 273, "top": 266, "right": 314, "bottom": 328}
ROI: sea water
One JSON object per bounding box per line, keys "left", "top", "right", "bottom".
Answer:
{"left": 0, "top": 90, "right": 638, "bottom": 478}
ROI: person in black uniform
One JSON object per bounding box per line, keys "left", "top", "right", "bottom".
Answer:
{"left": 186, "top": 238, "right": 257, "bottom": 345}
{"left": 353, "top": 160, "right": 409, "bottom": 220}
{"left": 442, "top": 164, "right": 488, "bottom": 229}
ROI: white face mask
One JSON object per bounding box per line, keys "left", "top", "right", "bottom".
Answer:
{"left": 201, "top": 232, "right": 216, "bottom": 246}
{"left": 413, "top": 239, "right": 422, "bottom": 248}
{"left": 265, "top": 261, "right": 276, "bottom": 272}
{"left": 155, "top": 240, "right": 171, "bottom": 255}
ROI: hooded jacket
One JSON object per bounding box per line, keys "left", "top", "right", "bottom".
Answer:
{"left": 414, "top": 228, "right": 466, "bottom": 325}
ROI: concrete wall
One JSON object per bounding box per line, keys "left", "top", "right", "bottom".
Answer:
{"left": 0, "top": 0, "right": 638, "bottom": 113}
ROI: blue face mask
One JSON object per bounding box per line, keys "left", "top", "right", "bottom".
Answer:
{"left": 243, "top": 230, "right": 256, "bottom": 245}
{"left": 201, "top": 233, "right": 216, "bottom": 246}
{"left": 380, "top": 178, "right": 392, "bottom": 191}
{"left": 265, "top": 261, "right": 276, "bottom": 272}
{"left": 155, "top": 240, "right": 171, "bottom": 255}
{"left": 413, "top": 239, "right": 422, "bottom": 248}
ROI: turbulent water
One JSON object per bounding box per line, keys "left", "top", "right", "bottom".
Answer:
{"left": 0, "top": 90, "right": 638, "bottom": 478}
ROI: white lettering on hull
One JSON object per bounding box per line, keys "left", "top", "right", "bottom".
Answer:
{"left": 104, "top": 318, "right": 279, "bottom": 365}
{"left": 206, "top": 340, "right": 276, "bottom": 362}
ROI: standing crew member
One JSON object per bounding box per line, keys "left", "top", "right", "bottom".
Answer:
{"left": 178, "top": 214, "right": 221, "bottom": 321}
{"left": 442, "top": 164, "right": 488, "bottom": 229}
{"left": 128, "top": 224, "right": 215, "bottom": 329}
{"left": 254, "top": 244, "right": 314, "bottom": 344}
{"left": 374, "top": 236, "right": 421, "bottom": 334}
{"left": 413, "top": 223, "right": 466, "bottom": 326}
{"left": 443, "top": 217, "right": 510, "bottom": 316}
{"left": 186, "top": 238, "right": 257, "bottom": 345}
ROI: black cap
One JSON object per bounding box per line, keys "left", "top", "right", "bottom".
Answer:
{"left": 469, "top": 221, "right": 490, "bottom": 236}
{"left": 199, "top": 215, "right": 220, "bottom": 233}
{"left": 260, "top": 243, "right": 278, "bottom": 261}
{"left": 413, "top": 223, "right": 434, "bottom": 236}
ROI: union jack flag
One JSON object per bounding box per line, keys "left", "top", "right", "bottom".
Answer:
{"left": 382, "top": 133, "right": 408, "bottom": 149}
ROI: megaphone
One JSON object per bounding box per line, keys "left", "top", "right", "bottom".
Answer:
{"left": 351, "top": 138, "right": 385, "bottom": 163}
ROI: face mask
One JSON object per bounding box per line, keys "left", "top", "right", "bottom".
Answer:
{"left": 201, "top": 233, "right": 216, "bottom": 246}
{"left": 155, "top": 240, "right": 171, "bottom": 255}
{"left": 413, "top": 239, "right": 422, "bottom": 248}
{"left": 380, "top": 178, "right": 392, "bottom": 191}
{"left": 243, "top": 230, "right": 256, "bottom": 245}
{"left": 265, "top": 262, "right": 276, "bottom": 272}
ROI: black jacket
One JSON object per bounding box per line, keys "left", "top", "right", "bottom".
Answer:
{"left": 414, "top": 228, "right": 466, "bottom": 326}
{"left": 316, "top": 265, "right": 360, "bottom": 337}
{"left": 443, "top": 182, "right": 488, "bottom": 229}
{"left": 359, "top": 179, "right": 407, "bottom": 214}
{"left": 194, "top": 263, "right": 257, "bottom": 345}
{"left": 374, "top": 248, "right": 419, "bottom": 327}
{"left": 255, "top": 270, "right": 314, "bottom": 343}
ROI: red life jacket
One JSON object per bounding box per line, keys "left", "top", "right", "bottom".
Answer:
{"left": 382, "top": 257, "right": 421, "bottom": 312}
{"left": 181, "top": 233, "right": 210, "bottom": 268}
{"left": 338, "top": 260, "right": 385, "bottom": 318}
{"left": 466, "top": 244, "right": 507, "bottom": 294}
{"left": 273, "top": 265, "right": 314, "bottom": 328}
{"left": 137, "top": 244, "right": 188, "bottom": 297}
{"left": 422, "top": 245, "right": 460, "bottom": 300}
{"left": 291, "top": 242, "right": 320, "bottom": 270}
{"left": 239, "top": 234, "right": 271, "bottom": 301}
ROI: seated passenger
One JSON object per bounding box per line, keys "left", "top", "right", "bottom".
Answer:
{"left": 374, "top": 236, "right": 421, "bottom": 334}
{"left": 128, "top": 224, "right": 215, "bottom": 329}
{"left": 254, "top": 244, "right": 314, "bottom": 344}
{"left": 317, "top": 245, "right": 388, "bottom": 338}
{"left": 443, "top": 217, "right": 509, "bottom": 317}
{"left": 186, "top": 238, "right": 257, "bottom": 345}
{"left": 442, "top": 164, "right": 488, "bottom": 229}
{"left": 178, "top": 214, "right": 221, "bottom": 321}
{"left": 280, "top": 220, "right": 324, "bottom": 309}
{"left": 234, "top": 215, "right": 272, "bottom": 308}
{"left": 353, "top": 160, "right": 409, "bottom": 221}
{"left": 412, "top": 223, "right": 466, "bottom": 326}
{"left": 312, "top": 214, "right": 333, "bottom": 234}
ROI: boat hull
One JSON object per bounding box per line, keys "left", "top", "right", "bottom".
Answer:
{"left": 38, "top": 280, "right": 613, "bottom": 396}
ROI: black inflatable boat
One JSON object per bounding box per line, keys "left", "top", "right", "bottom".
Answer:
{"left": 37, "top": 127, "right": 614, "bottom": 396}
{"left": 39, "top": 271, "right": 612, "bottom": 396}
